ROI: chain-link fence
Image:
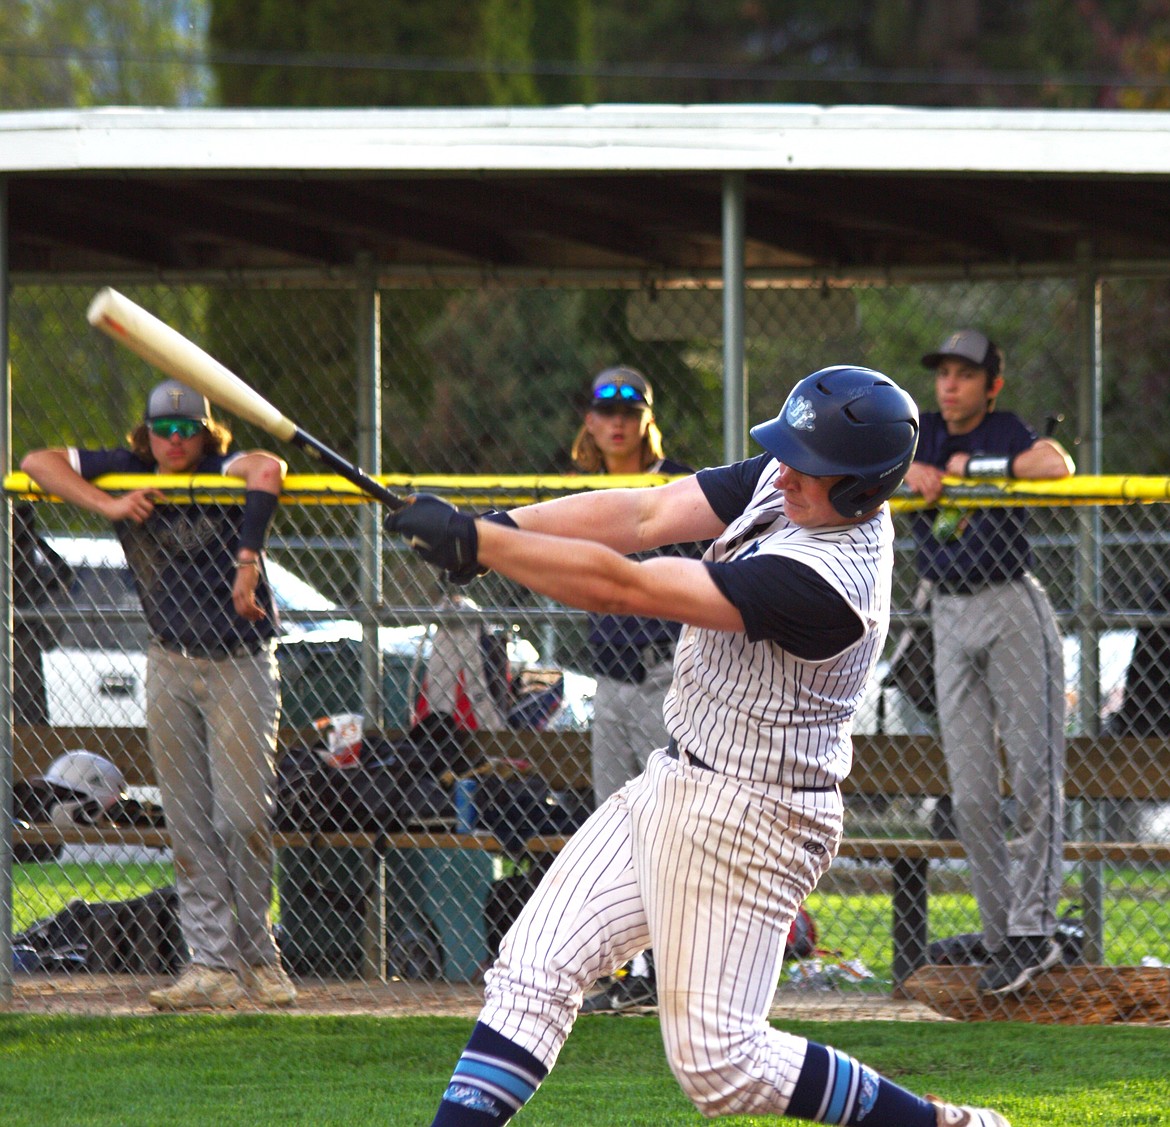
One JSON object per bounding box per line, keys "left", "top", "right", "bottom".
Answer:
{"left": 6, "top": 275, "right": 1170, "bottom": 1021}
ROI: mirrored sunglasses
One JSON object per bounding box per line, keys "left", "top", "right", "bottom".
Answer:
{"left": 149, "top": 418, "right": 202, "bottom": 439}
{"left": 592, "top": 382, "right": 647, "bottom": 405}
{"left": 592, "top": 401, "right": 646, "bottom": 419}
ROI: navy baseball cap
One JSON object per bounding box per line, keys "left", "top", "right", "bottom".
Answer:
{"left": 921, "top": 329, "right": 1002, "bottom": 379}
{"left": 145, "top": 379, "right": 211, "bottom": 422}
{"left": 590, "top": 366, "right": 652, "bottom": 409}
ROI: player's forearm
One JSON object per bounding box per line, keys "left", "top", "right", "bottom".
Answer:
{"left": 229, "top": 450, "right": 287, "bottom": 494}
{"left": 1013, "top": 439, "right": 1075, "bottom": 479}
{"left": 476, "top": 522, "right": 742, "bottom": 630}
{"left": 507, "top": 489, "right": 653, "bottom": 554}
{"left": 509, "top": 475, "right": 718, "bottom": 555}
{"left": 20, "top": 450, "right": 116, "bottom": 517}
{"left": 476, "top": 519, "right": 640, "bottom": 610}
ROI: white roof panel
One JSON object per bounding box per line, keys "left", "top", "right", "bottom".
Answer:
{"left": 3, "top": 104, "right": 1170, "bottom": 176}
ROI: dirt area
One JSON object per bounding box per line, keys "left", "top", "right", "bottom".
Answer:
{"left": 3, "top": 973, "right": 946, "bottom": 1021}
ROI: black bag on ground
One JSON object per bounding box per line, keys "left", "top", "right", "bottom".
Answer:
{"left": 273, "top": 746, "right": 450, "bottom": 832}
{"left": 13, "top": 887, "right": 184, "bottom": 975}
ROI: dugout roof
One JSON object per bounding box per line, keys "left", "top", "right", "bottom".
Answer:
{"left": 4, "top": 104, "right": 1170, "bottom": 278}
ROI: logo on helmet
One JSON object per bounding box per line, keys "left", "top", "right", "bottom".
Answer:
{"left": 786, "top": 395, "right": 816, "bottom": 431}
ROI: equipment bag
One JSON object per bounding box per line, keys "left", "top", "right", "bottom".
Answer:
{"left": 13, "top": 886, "right": 184, "bottom": 975}
{"left": 474, "top": 772, "right": 591, "bottom": 858}
{"left": 273, "top": 740, "right": 451, "bottom": 833}
{"left": 785, "top": 904, "right": 818, "bottom": 960}
{"left": 273, "top": 713, "right": 470, "bottom": 833}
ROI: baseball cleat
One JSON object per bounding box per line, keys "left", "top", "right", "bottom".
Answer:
{"left": 927, "top": 1095, "right": 1011, "bottom": 1126}
{"left": 243, "top": 962, "right": 298, "bottom": 1007}
{"left": 148, "top": 964, "right": 243, "bottom": 1010}
{"left": 977, "top": 935, "right": 1060, "bottom": 995}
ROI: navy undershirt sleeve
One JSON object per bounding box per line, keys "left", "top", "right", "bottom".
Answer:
{"left": 705, "top": 554, "right": 864, "bottom": 660}
{"left": 695, "top": 455, "right": 771, "bottom": 525}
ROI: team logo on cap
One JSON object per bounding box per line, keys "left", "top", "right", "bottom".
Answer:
{"left": 786, "top": 395, "right": 816, "bottom": 431}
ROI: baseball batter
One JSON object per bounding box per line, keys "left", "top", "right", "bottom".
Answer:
{"left": 390, "top": 367, "right": 1009, "bottom": 1127}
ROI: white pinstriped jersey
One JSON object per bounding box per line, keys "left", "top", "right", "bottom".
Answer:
{"left": 663, "top": 457, "right": 893, "bottom": 788}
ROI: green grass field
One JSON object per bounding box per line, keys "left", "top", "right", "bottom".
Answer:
{"left": 0, "top": 1013, "right": 1165, "bottom": 1125}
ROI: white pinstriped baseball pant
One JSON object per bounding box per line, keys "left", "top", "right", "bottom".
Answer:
{"left": 479, "top": 748, "right": 843, "bottom": 1117}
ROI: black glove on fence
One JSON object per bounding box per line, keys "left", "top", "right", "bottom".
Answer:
{"left": 386, "top": 494, "right": 478, "bottom": 574}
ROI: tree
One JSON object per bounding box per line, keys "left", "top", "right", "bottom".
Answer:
{"left": 209, "top": 0, "right": 594, "bottom": 107}
{"left": 0, "top": 0, "right": 210, "bottom": 109}
{"left": 587, "top": 0, "right": 1170, "bottom": 109}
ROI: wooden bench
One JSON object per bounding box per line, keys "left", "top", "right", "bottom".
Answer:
{"left": 9, "top": 726, "right": 1170, "bottom": 989}
{"left": 8, "top": 725, "right": 592, "bottom": 983}
{"left": 452, "top": 733, "right": 1170, "bottom": 989}
{"left": 841, "top": 734, "right": 1170, "bottom": 990}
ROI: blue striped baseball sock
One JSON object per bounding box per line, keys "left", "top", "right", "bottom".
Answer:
{"left": 430, "top": 1022, "right": 548, "bottom": 1126}
{"left": 786, "top": 1042, "right": 936, "bottom": 1125}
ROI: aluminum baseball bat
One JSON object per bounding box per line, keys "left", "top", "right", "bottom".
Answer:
{"left": 86, "top": 287, "right": 407, "bottom": 510}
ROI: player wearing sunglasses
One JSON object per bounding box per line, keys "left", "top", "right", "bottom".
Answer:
{"left": 569, "top": 366, "right": 694, "bottom": 1013}
{"left": 20, "top": 379, "right": 296, "bottom": 1010}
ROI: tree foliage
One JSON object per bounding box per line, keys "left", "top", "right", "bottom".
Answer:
{"left": 209, "top": 0, "right": 593, "bottom": 107}
{"left": 588, "top": 0, "right": 1170, "bottom": 109}
{"left": 0, "top": 0, "right": 210, "bottom": 109}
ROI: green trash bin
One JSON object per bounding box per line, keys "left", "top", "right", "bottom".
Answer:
{"left": 277, "top": 638, "right": 419, "bottom": 729}
{"left": 385, "top": 846, "right": 496, "bottom": 983}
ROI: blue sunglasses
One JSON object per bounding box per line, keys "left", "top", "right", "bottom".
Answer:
{"left": 593, "top": 382, "right": 647, "bottom": 405}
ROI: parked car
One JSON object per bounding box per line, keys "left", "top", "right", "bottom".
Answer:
{"left": 23, "top": 535, "right": 594, "bottom": 733}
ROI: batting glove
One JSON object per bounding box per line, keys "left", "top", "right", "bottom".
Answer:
{"left": 386, "top": 494, "right": 478, "bottom": 575}
{"left": 445, "top": 509, "right": 519, "bottom": 586}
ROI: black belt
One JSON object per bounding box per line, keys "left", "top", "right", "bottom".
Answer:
{"left": 152, "top": 636, "right": 271, "bottom": 660}
{"left": 666, "top": 737, "right": 837, "bottom": 792}
{"left": 665, "top": 737, "right": 712, "bottom": 770}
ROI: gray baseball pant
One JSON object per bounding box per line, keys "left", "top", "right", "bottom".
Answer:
{"left": 932, "top": 574, "right": 1066, "bottom": 949}
{"left": 146, "top": 642, "right": 282, "bottom": 972}
{"left": 590, "top": 657, "right": 674, "bottom": 805}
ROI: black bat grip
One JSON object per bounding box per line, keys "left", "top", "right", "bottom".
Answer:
{"left": 290, "top": 427, "right": 407, "bottom": 511}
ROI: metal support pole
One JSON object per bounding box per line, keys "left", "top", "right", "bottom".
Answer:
{"left": 722, "top": 174, "right": 747, "bottom": 464}
{"left": 1074, "top": 242, "right": 1105, "bottom": 964}
{"left": 0, "top": 178, "right": 13, "bottom": 1003}
{"left": 891, "top": 856, "right": 930, "bottom": 993}
{"left": 356, "top": 257, "right": 385, "bottom": 729}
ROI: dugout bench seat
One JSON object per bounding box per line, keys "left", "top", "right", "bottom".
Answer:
{"left": 9, "top": 726, "right": 1170, "bottom": 990}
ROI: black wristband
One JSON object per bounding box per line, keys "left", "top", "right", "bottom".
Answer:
{"left": 482, "top": 509, "right": 519, "bottom": 529}
{"left": 239, "top": 490, "right": 279, "bottom": 552}
{"left": 965, "top": 455, "right": 1012, "bottom": 478}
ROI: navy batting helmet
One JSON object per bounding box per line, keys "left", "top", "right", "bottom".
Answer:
{"left": 750, "top": 366, "right": 919, "bottom": 519}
